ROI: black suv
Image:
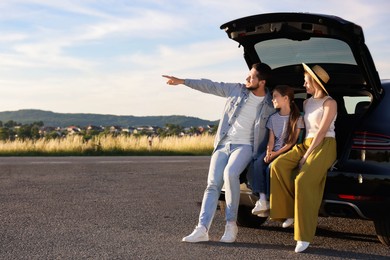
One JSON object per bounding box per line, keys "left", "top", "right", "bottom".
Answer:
{"left": 217, "top": 13, "right": 390, "bottom": 247}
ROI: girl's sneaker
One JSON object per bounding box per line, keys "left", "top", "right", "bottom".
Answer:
{"left": 251, "top": 199, "right": 270, "bottom": 215}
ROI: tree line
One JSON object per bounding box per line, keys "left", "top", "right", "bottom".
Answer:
{"left": 0, "top": 120, "right": 44, "bottom": 141}
{"left": 0, "top": 120, "right": 217, "bottom": 141}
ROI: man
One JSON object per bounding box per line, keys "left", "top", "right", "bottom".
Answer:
{"left": 162, "top": 63, "right": 275, "bottom": 243}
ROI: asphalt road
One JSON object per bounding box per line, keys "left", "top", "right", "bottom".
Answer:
{"left": 0, "top": 156, "right": 389, "bottom": 259}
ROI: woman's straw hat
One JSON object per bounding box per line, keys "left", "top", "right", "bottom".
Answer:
{"left": 302, "top": 63, "right": 330, "bottom": 95}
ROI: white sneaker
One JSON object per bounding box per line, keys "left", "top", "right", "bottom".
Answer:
{"left": 257, "top": 210, "right": 269, "bottom": 218}
{"left": 220, "top": 222, "right": 238, "bottom": 243}
{"left": 182, "top": 226, "right": 209, "bottom": 243}
{"left": 295, "top": 241, "right": 310, "bottom": 253}
{"left": 252, "top": 199, "right": 270, "bottom": 215}
{"left": 282, "top": 218, "right": 294, "bottom": 228}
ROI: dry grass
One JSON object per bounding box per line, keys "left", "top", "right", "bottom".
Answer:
{"left": 0, "top": 134, "right": 215, "bottom": 156}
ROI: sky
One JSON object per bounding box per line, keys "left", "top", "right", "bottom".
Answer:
{"left": 0, "top": 0, "right": 389, "bottom": 121}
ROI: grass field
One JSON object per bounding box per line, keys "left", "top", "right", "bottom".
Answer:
{"left": 0, "top": 134, "right": 214, "bottom": 156}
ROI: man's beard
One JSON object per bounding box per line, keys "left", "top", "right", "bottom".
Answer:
{"left": 246, "top": 85, "right": 259, "bottom": 91}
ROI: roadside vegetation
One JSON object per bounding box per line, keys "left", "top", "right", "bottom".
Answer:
{"left": 0, "top": 120, "right": 215, "bottom": 156}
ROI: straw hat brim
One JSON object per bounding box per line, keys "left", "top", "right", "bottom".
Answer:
{"left": 302, "top": 63, "right": 328, "bottom": 95}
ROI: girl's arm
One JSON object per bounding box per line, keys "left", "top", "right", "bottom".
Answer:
{"left": 299, "top": 98, "right": 337, "bottom": 169}
{"left": 266, "top": 116, "right": 304, "bottom": 162}
{"left": 264, "top": 130, "right": 275, "bottom": 163}
{"left": 268, "top": 127, "right": 302, "bottom": 161}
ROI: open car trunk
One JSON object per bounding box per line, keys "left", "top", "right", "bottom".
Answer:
{"left": 220, "top": 12, "right": 382, "bottom": 99}
{"left": 220, "top": 12, "right": 383, "bottom": 164}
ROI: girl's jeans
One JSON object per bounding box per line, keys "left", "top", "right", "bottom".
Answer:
{"left": 198, "top": 143, "right": 253, "bottom": 229}
{"left": 251, "top": 150, "right": 272, "bottom": 200}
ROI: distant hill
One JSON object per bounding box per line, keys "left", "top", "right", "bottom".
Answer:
{"left": 0, "top": 109, "right": 218, "bottom": 128}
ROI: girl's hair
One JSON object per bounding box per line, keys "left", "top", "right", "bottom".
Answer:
{"left": 273, "top": 85, "right": 301, "bottom": 145}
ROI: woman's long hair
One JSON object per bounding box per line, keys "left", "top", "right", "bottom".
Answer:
{"left": 274, "top": 85, "right": 301, "bottom": 145}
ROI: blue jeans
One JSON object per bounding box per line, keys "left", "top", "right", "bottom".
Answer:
{"left": 198, "top": 143, "right": 253, "bottom": 229}
{"left": 251, "top": 151, "right": 271, "bottom": 200}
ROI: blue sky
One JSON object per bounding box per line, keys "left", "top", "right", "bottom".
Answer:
{"left": 0, "top": 0, "right": 389, "bottom": 121}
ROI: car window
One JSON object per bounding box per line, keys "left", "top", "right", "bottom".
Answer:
{"left": 344, "top": 96, "right": 371, "bottom": 114}
{"left": 254, "top": 38, "right": 357, "bottom": 69}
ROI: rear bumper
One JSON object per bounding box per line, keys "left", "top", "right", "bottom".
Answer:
{"left": 323, "top": 169, "right": 390, "bottom": 220}
{"left": 219, "top": 171, "right": 390, "bottom": 221}
{"left": 320, "top": 199, "right": 369, "bottom": 219}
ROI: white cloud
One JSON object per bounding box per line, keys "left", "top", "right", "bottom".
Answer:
{"left": 0, "top": 33, "right": 28, "bottom": 42}
{"left": 125, "top": 39, "right": 243, "bottom": 72}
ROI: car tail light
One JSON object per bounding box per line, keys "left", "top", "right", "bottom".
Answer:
{"left": 338, "top": 194, "right": 383, "bottom": 201}
{"left": 352, "top": 131, "right": 390, "bottom": 150}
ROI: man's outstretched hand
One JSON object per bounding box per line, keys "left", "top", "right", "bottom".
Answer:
{"left": 162, "top": 75, "right": 185, "bottom": 85}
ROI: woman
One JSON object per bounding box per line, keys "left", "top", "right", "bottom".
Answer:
{"left": 270, "top": 63, "right": 337, "bottom": 253}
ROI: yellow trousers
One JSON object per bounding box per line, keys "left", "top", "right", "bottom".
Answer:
{"left": 270, "top": 137, "right": 336, "bottom": 242}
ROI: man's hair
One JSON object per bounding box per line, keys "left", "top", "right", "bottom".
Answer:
{"left": 252, "top": 63, "right": 272, "bottom": 81}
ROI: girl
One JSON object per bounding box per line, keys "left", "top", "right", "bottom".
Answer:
{"left": 252, "top": 85, "right": 304, "bottom": 216}
{"left": 270, "top": 64, "right": 337, "bottom": 253}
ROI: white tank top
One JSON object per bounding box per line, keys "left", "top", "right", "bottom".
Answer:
{"left": 304, "top": 96, "right": 336, "bottom": 138}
